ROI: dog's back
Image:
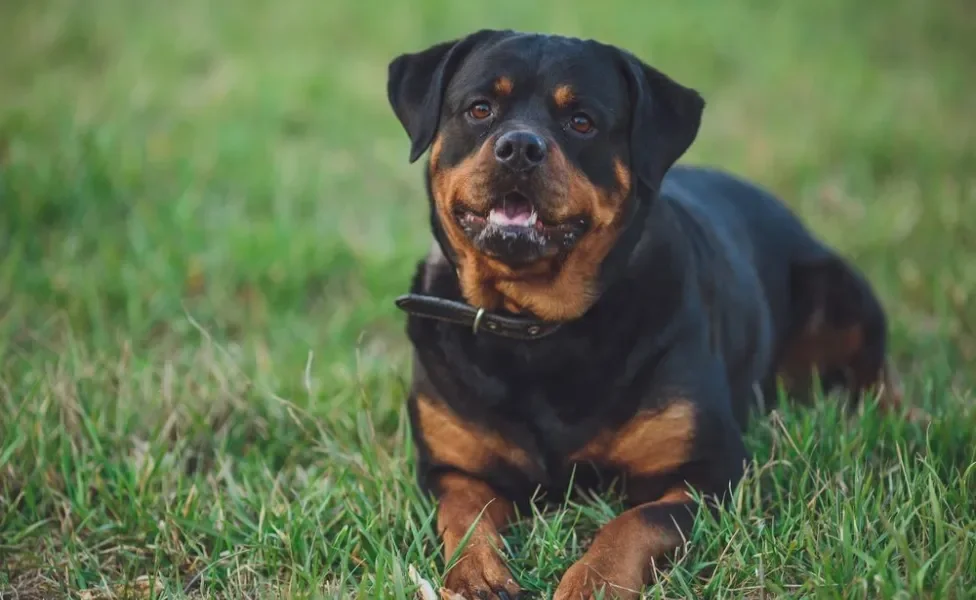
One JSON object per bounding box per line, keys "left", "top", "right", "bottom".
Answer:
{"left": 663, "top": 164, "right": 893, "bottom": 411}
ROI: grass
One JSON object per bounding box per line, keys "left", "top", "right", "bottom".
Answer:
{"left": 1, "top": 0, "right": 975, "bottom": 597}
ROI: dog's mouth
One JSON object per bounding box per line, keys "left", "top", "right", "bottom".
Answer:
{"left": 455, "top": 192, "right": 541, "bottom": 231}
{"left": 486, "top": 192, "right": 544, "bottom": 230}
{"left": 453, "top": 192, "right": 589, "bottom": 265}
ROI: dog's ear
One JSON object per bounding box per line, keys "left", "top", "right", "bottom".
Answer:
{"left": 387, "top": 30, "right": 499, "bottom": 163}
{"left": 618, "top": 50, "right": 705, "bottom": 193}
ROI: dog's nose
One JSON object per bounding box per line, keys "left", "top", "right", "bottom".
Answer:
{"left": 494, "top": 130, "right": 547, "bottom": 171}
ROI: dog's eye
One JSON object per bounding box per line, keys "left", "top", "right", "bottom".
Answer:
{"left": 568, "top": 113, "right": 594, "bottom": 134}
{"left": 467, "top": 102, "right": 493, "bottom": 120}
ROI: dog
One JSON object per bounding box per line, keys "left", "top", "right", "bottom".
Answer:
{"left": 386, "top": 29, "right": 910, "bottom": 599}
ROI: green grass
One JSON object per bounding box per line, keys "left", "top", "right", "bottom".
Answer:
{"left": 1, "top": 0, "right": 975, "bottom": 598}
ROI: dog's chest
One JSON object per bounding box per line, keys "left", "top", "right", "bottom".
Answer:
{"left": 480, "top": 375, "right": 655, "bottom": 488}
{"left": 480, "top": 388, "right": 695, "bottom": 503}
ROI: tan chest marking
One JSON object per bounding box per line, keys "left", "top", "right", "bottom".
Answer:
{"left": 415, "top": 393, "right": 538, "bottom": 476}
{"left": 569, "top": 400, "right": 697, "bottom": 476}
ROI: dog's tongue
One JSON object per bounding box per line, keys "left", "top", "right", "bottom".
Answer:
{"left": 489, "top": 195, "right": 537, "bottom": 226}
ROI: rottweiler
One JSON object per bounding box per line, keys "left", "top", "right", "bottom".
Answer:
{"left": 386, "top": 29, "right": 911, "bottom": 599}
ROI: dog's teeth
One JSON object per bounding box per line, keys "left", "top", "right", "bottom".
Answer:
{"left": 488, "top": 208, "right": 537, "bottom": 227}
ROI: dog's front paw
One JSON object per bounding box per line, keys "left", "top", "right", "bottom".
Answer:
{"left": 553, "top": 557, "right": 642, "bottom": 600}
{"left": 441, "top": 546, "right": 521, "bottom": 600}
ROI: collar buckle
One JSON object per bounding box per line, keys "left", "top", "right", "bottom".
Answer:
{"left": 472, "top": 307, "right": 486, "bottom": 334}
{"left": 394, "top": 294, "right": 562, "bottom": 340}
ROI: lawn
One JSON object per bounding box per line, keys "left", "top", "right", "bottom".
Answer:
{"left": 1, "top": 0, "right": 975, "bottom": 598}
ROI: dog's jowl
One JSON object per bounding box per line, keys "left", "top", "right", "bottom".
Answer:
{"left": 387, "top": 29, "right": 910, "bottom": 599}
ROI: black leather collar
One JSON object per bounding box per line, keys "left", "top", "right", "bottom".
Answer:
{"left": 395, "top": 294, "right": 563, "bottom": 340}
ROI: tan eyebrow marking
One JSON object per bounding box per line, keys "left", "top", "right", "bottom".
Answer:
{"left": 553, "top": 84, "right": 574, "bottom": 108}
{"left": 494, "top": 76, "right": 513, "bottom": 96}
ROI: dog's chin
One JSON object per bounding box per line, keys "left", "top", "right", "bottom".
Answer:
{"left": 453, "top": 193, "right": 590, "bottom": 267}
{"left": 476, "top": 223, "right": 551, "bottom": 266}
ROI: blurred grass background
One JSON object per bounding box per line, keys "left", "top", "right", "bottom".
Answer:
{"left": 1, "top": 1, "right": 974, "bottom": 598}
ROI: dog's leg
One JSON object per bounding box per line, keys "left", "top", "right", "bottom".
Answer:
{"left": 779, "top": 257, "right": 927, "bottom": 422}
{"left": 434, "top": 472, "right": 521, "bottom": 599}
{"left": 554, "top": 382, "right": 746, "bottom": 598}
{"left": 553, "top": 485, "right": 697, "bottom": 600}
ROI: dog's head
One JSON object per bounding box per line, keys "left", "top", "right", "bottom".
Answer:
{"left": 388, "top": 30, "right": 704, "bottom": 320}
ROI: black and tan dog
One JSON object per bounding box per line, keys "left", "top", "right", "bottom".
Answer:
{"left": 387, "top": 29, "right": 910, "bottom": 599}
